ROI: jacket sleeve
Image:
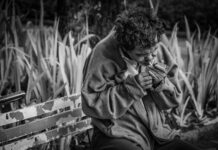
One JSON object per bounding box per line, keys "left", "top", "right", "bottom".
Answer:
{"left": 149, "top": 46, "right": 182, "bottom": 110}
{"left": 81, "top": 60, "right": 145, "bottom": 120}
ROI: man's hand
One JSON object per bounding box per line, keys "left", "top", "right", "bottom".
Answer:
{"left": 135, "top": 72, "right": 153, "bottom": 91}
{"left": 148, "top": 63, "right": 167, "bottom": 88}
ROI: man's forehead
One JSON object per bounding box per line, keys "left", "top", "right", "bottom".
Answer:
{"left": 134, "top": 45, "right": 158, "bottom": 54}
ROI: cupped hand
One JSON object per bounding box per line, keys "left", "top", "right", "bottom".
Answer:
{"left": 135, "top": 72, "right": 153, "bottom": 90}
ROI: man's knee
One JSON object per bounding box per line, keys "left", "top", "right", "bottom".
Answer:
{"left": 101, "top": 138, "right": 142, "bottom": 150}
{"left": 93, "top": 132, "right": 142, "bottom": 150}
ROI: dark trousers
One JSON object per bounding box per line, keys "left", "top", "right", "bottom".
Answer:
{"left": 154, "top": 139, "right": 201, "bottom": 150}
{"left": 92, "top": 128, "right": 201, "bottom": 150}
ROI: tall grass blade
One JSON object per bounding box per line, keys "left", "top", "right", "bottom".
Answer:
{"left": 186, "top": 41, "right": 194, "bottom": 78}
{"left": 184, "top": 16, "right": 191, "bottom": 42}
{"left": 0, "top": 34, "right": 13, "bottom": 94}
{"left": 149, "top": 0, "right": 154, "bottom": 9}
{"left": 180, "top": 96, "right": 191, "bottom": 126}
{"left": 74, "top": 34, "right": 96, "bottom": 52}
{"left": 58, "top": 42, "right": 70, "bottom": 96}
{"left": 195, "top": 22, "right": 201, "bottom": 42}
{"left": 40, "top": 0, "right": 44, "bottom": 27}
{"left": 26, "top": 72, "right": 45, "bottom": 104}
{"left": 178, "top": 69, "right": 203, "bottom": 117}
{"left": 52, "top": 20, "right": 59, "bottom": 97}
{"left": 170, "top": 24, "right": 184, "bottom": 69}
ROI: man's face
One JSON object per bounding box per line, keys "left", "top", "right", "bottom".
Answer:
{"left": 126, "top": 44, "right": 158, "bottom": 65}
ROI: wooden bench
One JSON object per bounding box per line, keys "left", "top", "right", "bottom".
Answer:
{"left": 0, "top": 93, "right": 92, "bottom": 150}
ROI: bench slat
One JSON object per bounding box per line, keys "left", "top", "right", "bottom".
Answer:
{"left": 0, "top": 108, "right": 85, "bottom": 143}
{"left": 0, "top": 94, "right": 81, "bottom": 126}
{"left": 0, "top": 91, "right": 25, "bottom": 105}
{"left": 0, "top": 118, "right": 92, "bottom": 150}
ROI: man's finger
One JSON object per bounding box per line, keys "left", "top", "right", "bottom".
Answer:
{"left": 141, "top": 75, "right": 153, "bottom": 81}
{"left": 142, "top": 84, "right": 153, "bottom": 90}
{"left": 148, "top": 71, "right": 157, "bottom": 79}
{"left": 140, "top": 72, "right": 150, "bottom": 77}
{"left": 141, "top": 80, "right": 152, "bottom": 86}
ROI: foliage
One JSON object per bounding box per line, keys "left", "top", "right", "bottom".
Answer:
{"left": 0, "top": 0, "right": 25, "bottom": 96}
{"left": 158, "top": 0, "right": 218, "bottom": 34}
{"left": 0, "top": 0, "right": 93, "bottom": 105}
{"left": 160, "top": 18, "right": 218, "bottom": 128}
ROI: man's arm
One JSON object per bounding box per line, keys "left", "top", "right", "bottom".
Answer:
{"left": 148, "top": 46, "right": 183, "bottom": 110}
{"left": 149, "top": 70, "right": 182, "bottom": 110}
{"left": 82, "top": 61, "right": 145, "bottom": 120}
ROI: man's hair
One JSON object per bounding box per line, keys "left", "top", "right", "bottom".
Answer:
{"left": 114, "top": 7, "right": 165, "bottom": 51}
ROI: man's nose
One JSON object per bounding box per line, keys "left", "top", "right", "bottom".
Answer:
{"left": 146, "top": 54, "right": 153, "bottom": 61}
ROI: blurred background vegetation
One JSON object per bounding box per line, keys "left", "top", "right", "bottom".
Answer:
{"left": 11, "top": 0, "right": 218, "bottom": 38}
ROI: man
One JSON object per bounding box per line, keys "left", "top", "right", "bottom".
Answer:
{"left": 82, "top": 7, "right": 200, "bottom": 150}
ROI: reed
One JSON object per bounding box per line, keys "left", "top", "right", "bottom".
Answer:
{"left": 161, "top": 18, "right": 218, "bottom": 127}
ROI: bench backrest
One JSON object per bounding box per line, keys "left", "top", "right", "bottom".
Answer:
{"left": 0, "top": 94, "right": 92, "bottom": 150}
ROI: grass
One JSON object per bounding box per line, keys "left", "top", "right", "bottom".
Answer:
{"left": 161, "top": 18, "right": 218, "bottom": 128}
{"left": 0, "top": 0, "right": 93, "bottom": 105}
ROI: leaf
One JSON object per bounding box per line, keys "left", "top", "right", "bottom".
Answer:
{"left": 40, "top": 58, "right": 52, "bottom": 83}
{"left": 149, "top": 0, "right": 154, "bottom": 9}
{"left": 58, "top": 42, "right": 70, "bottom": 96}
{"left": 184, "top": 16, "right": 191, "bottom": 42}
{"left": 183, "top": 112, "right": 192, "bottom": 127}
{"left": 160, "top": 34, "right": 170, "bottom": 49}
{"left": 178, "top": 69, "right": 203, "bottom": 117}
{"left": 180, "top": 96, "right": 190, "bottom": 126}
{"left": 51, "top": 20, "right": 59, "bottom": 97}
{"left": 40, "top": 0, "right": 44, "bottom": 27}
{"left": 203, "top": 28, "right": 211, "bottom": 50}
{"left": 0, "top": 42, "right": 13, "bottom": 94}
{"left": 53, "top": 83, "right": 66, "bottom": 98}
{"left": 185, "top": 41, "right": 194, "bottom": 78}
{"left": 27, "top": 30, "right": 38, "bottom": 56}
{"left": 26, "top": 71, "right": 45, "bottom": 104}
{"left": 195, "top": 22, "right": 201, "bottom": 42}
{"left": 74, "top": 34, "right": 96, "bottom": 50}
{"left": 169, "top": 24, "right": 184, "bottom": 69}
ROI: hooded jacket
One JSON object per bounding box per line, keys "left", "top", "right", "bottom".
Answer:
{"left": 81, "top": 30, "right": 182, "bottom": 150}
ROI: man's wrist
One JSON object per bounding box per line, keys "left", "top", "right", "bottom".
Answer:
{"left": 152, "top": 78, "right": 166, "bottom": 92}
{"left": 134, "top": 75, "right": 148, "bottom": 95}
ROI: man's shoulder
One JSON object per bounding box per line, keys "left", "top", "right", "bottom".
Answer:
{"left": 92, "top": 35, "right": 121, "bottom": 60}
{"left": 86, "top": 32, "right": 126, "bottom": 71}
{"left": 94, "top": 34, "right": 117, "bottom": 52}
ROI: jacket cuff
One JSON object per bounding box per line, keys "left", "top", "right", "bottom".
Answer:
{"left": 124, "top": 76, "right": 147, "bottom": 100}
{"left": 153, "top": 77, "right": 174, "bottom": 93}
